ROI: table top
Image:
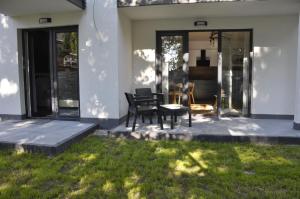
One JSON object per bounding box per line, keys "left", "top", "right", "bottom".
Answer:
{"left": 160, "top": 104, "right": 189, "bottom": 110}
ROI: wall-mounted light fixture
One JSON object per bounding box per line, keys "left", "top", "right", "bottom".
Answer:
{"left": 39, "top": 18, "right": 52, "bottom": 24}
{"left": 194, "top": 20, "right": 208, "bottom": 27}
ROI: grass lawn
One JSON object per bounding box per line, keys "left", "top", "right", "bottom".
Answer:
{"left": 0, "top": 136, "right": 300, "bottom": 199}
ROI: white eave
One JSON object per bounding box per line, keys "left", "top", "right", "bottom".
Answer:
{"left": 118, "top": 0, "right": 300, "bottom": 20}
{"left": 0, "top": 0, "right": 86, "bottom": 17}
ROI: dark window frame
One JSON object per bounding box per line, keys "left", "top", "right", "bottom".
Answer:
{"left": 22, "top": 25, "right": 80, "bottom": 120}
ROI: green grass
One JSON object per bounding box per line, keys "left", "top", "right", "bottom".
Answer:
{"left": 0, "top": 136, "right": 300, "bottom": 199}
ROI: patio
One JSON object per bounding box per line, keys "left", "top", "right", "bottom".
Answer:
{"left": 0, "top": 119, "right": 98, "bottom": 155}
{"left": 111, "top": 114, "right": 300, "bottom": 144}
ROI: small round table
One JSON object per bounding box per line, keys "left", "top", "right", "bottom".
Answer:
{"left": 158, "top": 104, "right": 192, "bottom": 130}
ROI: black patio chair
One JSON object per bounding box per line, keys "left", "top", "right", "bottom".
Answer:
{"left": 125, "top": 92, "right": 159, "bottom": 132}
{"left": 135, "top": 88, "right": 164, "bottom": 105}
{"left": 135, "top": 88, "right": 166, "bottom": 121}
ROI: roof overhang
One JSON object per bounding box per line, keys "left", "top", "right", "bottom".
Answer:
{"left": 0, "top": 0, "right": 86, "bottom": 17}
{"left": 119, "top": 0, "right": 300, "bottom": 20}
{"left": 118, "top": 0, "right": 265, "bottom": 7}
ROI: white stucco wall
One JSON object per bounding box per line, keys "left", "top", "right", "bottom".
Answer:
{"left": 132, "top": 15, "right": 298, "bottom": 116}
{"left": 78, "top": 0, "right": 119, "bottom": 120}
{"left": 118, "top": 13, "right": 132, "bottom": 118}
{"left": 0, "top": 0, "right": 123, "bottom": 120}
{"left": 294, "top": 13, "right": 300, "bottom": 124}
{"left": 0, "top": 15, "right": 22, "bottom": 115}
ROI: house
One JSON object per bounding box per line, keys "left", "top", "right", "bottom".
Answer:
{"left": 0, "top": 0, "right": 299, "bottom": 130}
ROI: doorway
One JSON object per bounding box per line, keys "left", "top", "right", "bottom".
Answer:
{"left": 188, "top": 31, "right": 218, "bottom": 116}
{"left": 156, "top": 29, "right": 252, "bottom": 118}
{"left": 23, "top": 26, "right": 80, "bottom": 119}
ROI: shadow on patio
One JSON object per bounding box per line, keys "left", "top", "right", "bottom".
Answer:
{"left": 110, "top": 114, "right": 300, "bottom": 144}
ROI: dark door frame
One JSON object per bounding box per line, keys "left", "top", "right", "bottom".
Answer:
{"left": 22, "top": 25, "right": 80, "bottom": 120}
{"left": 156, "top": 29, "right": 253, "bottom": 117}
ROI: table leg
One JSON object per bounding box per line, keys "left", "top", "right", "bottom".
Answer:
{"left": 159, "top": 111, "right": 163, "bottom": 130}
{"left": 171, "top": 112, "right": 174, "bottom": 129}
{"left": 189, "top": 110, "right": 192, "bottom": 127}
{"left": 174, "top": 112, "right": 177, "bottom": 123}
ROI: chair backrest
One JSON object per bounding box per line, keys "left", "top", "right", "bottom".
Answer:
{"left": 175, "top": 83, "right": 183, "bottom": 92}
{"left": 189, "top": 82, "right": 195, "bottom": 93}
{"left": 125, "top": 92, "right": 136, "bottom": 107}
{"left": 135, "top": 88, "right": 153, "bottom": 98}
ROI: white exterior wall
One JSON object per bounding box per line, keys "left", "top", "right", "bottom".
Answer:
{"left": 294, "top": 13, "right": 300, "bottom": 125}
{"left": 118, "top": 13, "right": 132, "bottom": 118}
{"left": 132, "top": 15, "right": 298, "bottom": 116}
{"left": 0, "top": 15, "right": 23, "bottom": 115}
{"left": 0, "top": 0, "right": 128, "bottom": 121}
{"left": 79, "top": 0, "right": 119, "bottom": 120}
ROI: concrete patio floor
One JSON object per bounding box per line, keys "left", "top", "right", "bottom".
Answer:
{"left": 0, "top": 119, "right": 98, "bottom": 154}
{"left": 111, "top": 114, "right": 300, "bottom": 144}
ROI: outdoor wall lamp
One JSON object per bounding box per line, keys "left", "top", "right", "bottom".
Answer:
{"left": 194, "top": 20, "right": 208, "bottom": 27}
{"left": 39, "top": 18, "right": 52, "bottom": 24}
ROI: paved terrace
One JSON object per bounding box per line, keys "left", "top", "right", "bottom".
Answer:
{"left": 111, "top": 115, "right": 300, "bottom": 144}
{"left": 0, "top": 120, "right": 98, "bottom": 155}
{"left": 1, "top": 116, "right": 300, "bottom": 155}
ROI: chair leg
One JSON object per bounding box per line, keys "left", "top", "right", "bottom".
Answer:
{"left": 191, "top": 93, "right": 195, "bottom": 104}
{"left": 149, "top": 114, "right": 153, "bottom": 124}
{"left": 132, "top": 114, "right": 137, "bottom": 132}
{"left": 142, "top": 115, "right": 145, "bottom": 123}
{"left": 157, "top": 112, "right": 160, "bottom": 124}
{"left": 126, "top": 111, "right": 130, "bottom": 127}
{"left": 172, "top": 94, "right": 176, "bottom": 104}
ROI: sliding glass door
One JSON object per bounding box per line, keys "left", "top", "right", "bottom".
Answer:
{"left": 220, "top": 31, "right": 251, "bottom": 116}
{"left": 23, "top": 26, "right": 79, "bottom": 119}
{"left": 156, "top": 30, "right": 252, "bottom": 117}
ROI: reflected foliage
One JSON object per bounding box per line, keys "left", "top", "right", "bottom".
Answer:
{"left": 162, "top": 36, "right": 183, "bottom": 71}
{"left": 60, "top": 32, "right": 78, "bottom": 57}
{"left": 161, "top": 35, "right": 185, "bottom": 102}
{"left": 0, "top": 136, "right": 300, "bottom": 198}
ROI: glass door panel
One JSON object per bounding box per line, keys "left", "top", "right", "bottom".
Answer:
{"left": 158, "top": 32, "right": 189, "bottom": 104}
{"left": 220, "top": 31, "right": 251, "bottom": 116}
{"left": 55, "top": 31, "right": 79, "bottom": 117}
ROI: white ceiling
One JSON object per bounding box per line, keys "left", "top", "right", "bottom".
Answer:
{"left": 0, "top": 0, "right": 82, "bottom": 16}
{"left": 119, "top": 0, "right": 300, "bottom": 20}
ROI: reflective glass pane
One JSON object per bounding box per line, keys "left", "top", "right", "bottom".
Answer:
{"left": 221, "top": 32, "right": 250, "bottom": 116}
{"left": 161, "top": 35, "right": 185, "bottom": 104}
{"left": 56, "top": 31, "right": 79, "bottom": 117}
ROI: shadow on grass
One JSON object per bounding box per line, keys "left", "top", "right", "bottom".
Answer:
{"left": 0, "top": 136, "right": 300, "bottom": 198}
